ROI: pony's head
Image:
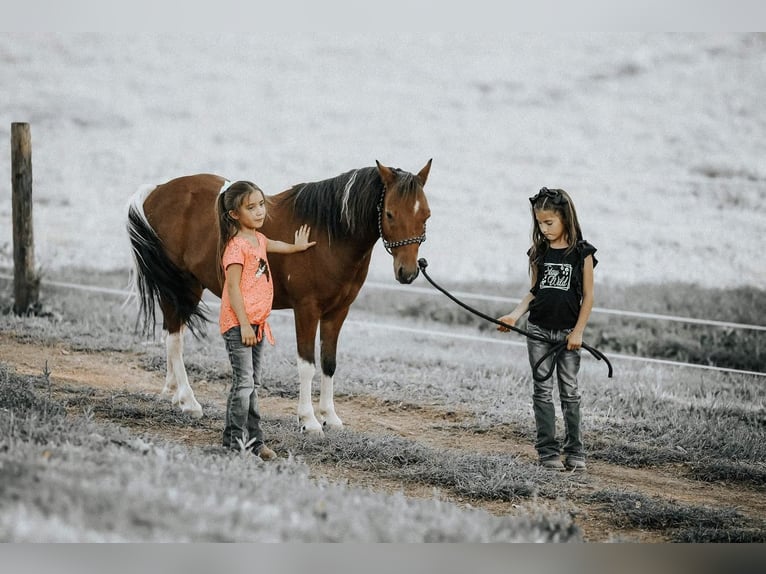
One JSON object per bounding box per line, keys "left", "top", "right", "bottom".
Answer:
{"left": 376, "top": 159, "right": 432, "bottom": 284}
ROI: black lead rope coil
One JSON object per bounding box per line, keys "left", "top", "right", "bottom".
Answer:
{"left": 417, "top": 258, "right": 613, "bottom": 382}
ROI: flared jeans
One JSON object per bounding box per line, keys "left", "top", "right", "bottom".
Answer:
{"left": 526, "top": 322, "right": 585, "bottom": 462}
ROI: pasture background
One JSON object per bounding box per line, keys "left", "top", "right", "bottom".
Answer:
{"left": 1, "top": 32, "right": 765, "bottom": 545}
{"left": 1, "top": 33, "right": 765, "bottom": 289}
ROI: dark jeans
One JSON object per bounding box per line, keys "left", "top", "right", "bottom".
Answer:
{"left": 526, "top": 322, "right": 584, "bottom": 462}
{"left": 222, "top": 326, "right": 265, "bottom": 451}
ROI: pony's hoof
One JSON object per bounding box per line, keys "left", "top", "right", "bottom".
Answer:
{"left": 320, "top": 415, "right": 344, "bottom": 430}
{"left": 301, "top": 426, "right": 325, "bottom": 437}
{"left": 299, "top": 418, "right": 325, "bottom": 437}
{"left": 181, "top": 402, "right": 203, "bottom": 419}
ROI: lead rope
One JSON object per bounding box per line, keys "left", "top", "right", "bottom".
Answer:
{"left": 417, "top": 258, "right": 613, "bottom": 382}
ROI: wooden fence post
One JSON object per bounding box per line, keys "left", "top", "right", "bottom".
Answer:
{"left": 11, "top": 122, "right": 39, "bottom": 315}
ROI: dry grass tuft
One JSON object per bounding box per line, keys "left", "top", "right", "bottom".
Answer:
{"left": 586, "top": 489, "right": 765, "bottom": 543}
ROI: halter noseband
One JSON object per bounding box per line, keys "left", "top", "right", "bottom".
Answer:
{"left": 376, "top": 187, "right": 427, "bottom": 255}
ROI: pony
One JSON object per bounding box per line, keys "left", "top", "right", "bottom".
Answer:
{"left": 127, "top": 160, "right": 432, "bottom": 435}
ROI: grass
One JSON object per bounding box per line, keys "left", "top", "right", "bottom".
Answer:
{"left": 275, "top": 422, "right": 582, "bottom": 502}
{"left": 0, "top": 366, "right": 579, "bottom": 542}
{"left": 33, "top": 376, "right": 583, "bottom": 503}
{"left": 586, "top": 490, "right": 765, "bottom": 543}
{"left": 1, "top": 269, "right": 765, "bottom": 541}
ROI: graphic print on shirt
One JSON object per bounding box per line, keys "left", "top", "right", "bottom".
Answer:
{"left": 255, "top": 257, "right": 270, "bottom": 282}
{"left": 540, "top": 262, "right": 572, "bottom": 291}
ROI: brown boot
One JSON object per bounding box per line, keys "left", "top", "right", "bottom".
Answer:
{"left": 564, "top": 457, "right": 586, "bottom": 471}
{"left": 539, "top": 457, "right": 565, "bottom": 470}
{"left": 256, "top": 444, "right": 277, "bottom": 461}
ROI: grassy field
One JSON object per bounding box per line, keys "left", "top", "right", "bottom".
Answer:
{"left": 0, "top": 269, "right": 764, "bottom": 542}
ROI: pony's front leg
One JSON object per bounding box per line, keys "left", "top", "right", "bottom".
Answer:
{"left": 297, "top": 356, "right": 323, "bottom": 435}
{"left": 318, "top": 314, "right": 345, "bottom": 430}
{"left": 318, "top": 372, "right": 343, "bottom": 429}
{"left": 295, "top": 311, "right": 323, "bottom": 435}
{"left": 163, "top": 329, "right": 203, "bottom": 418}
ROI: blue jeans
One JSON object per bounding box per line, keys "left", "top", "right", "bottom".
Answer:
{"left": 222, "top": 326, "right": 265, "bottom": 451}
{"left": 526, "top": 322, "right": 584, "bottom": 462}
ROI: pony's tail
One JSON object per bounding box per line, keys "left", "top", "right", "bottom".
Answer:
{"left": 126, "top": 186, "right": 209, "bottom": 338}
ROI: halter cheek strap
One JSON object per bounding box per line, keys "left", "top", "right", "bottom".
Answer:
{"left": 376, "top": 187, "right": 427, "bottom": 255}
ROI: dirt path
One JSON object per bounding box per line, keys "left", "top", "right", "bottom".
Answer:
{"left": 2, "top": 335, "right": 763, "bottom": 542}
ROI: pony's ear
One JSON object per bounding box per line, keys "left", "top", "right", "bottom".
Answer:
{"left": 375, "top": 160, "right": 397, "bottom": 187}
{"left": 416, "top": 158, "right": 432, "bottom": 186}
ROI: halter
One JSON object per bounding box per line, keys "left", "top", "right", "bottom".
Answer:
{"left": 376, "top": 186, "right": 427, "bottom": 255}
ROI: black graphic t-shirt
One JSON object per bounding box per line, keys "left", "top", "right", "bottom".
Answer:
{"left": 528, "top": 241, "right": 597, "bottom": 330}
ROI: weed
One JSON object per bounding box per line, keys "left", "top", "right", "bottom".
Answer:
{"left": 586, "top": 489, "right": 753, "bottom": 541}
{"left": 273, "top": 421, "right": 577, "bottom": 502}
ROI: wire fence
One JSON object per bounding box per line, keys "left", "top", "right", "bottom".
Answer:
{"left": 1, "top": 273, "right": 763, "bottom": 378}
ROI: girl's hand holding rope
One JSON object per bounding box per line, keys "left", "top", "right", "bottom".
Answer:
{"left": 566, "top": 329, "right": 584, "bottom": 351}
{"left": 496, "top": 314, "right": 518, "bottom": 332}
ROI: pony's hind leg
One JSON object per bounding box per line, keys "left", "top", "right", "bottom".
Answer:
{"left": 160, "top": 297, "right": 204, "bottom": 418}
{"left": 161, "top": 330, "right": 178, "bottom": 397}
{"left": 163, "top": 327, "right": 203, "bottom": 418}
{"left": 159, "top": 326, "right": 200, "bottom": 418}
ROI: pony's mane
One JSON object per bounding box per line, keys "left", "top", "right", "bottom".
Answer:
{"left": 282, "top": 166, "right": 421, "bottom": 241}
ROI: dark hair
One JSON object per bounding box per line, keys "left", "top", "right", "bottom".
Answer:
{"left": 215, "top": 180, "right": 265, "bottom": 286}
{"left": 527, "top": 187, "right": 583, "bottom": 274}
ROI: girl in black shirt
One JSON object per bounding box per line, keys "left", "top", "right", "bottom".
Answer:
{"left": 497, "top": 188, "right": 597, "bottom": 471}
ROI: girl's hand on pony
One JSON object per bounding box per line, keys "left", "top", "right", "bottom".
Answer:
{"left": 294, "top": 225, "right": 317, "bottom": 251}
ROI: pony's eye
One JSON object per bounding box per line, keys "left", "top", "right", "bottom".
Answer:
{"left": 385, "top": 211, "right": 394, "bottom": 221}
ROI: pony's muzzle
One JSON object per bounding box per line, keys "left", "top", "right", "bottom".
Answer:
{"left": 396, "top": 264, "right": 420, "bottom": 284}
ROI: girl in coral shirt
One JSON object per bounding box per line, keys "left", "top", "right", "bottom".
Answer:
{"left": 215, "top": 180, "right": 315, "bottom": 459}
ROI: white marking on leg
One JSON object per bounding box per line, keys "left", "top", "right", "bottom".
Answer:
{"left": 161, "top": 331, "right": 178, "bottom": 397}
{"left": 318, "top": 372, "right": 343, "bottom": 429}
{"left": 165, "top": 329, "right": 202, "bottom": 418}
{"left": 297, "top": 356, "right": 322, "bottom": 435}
